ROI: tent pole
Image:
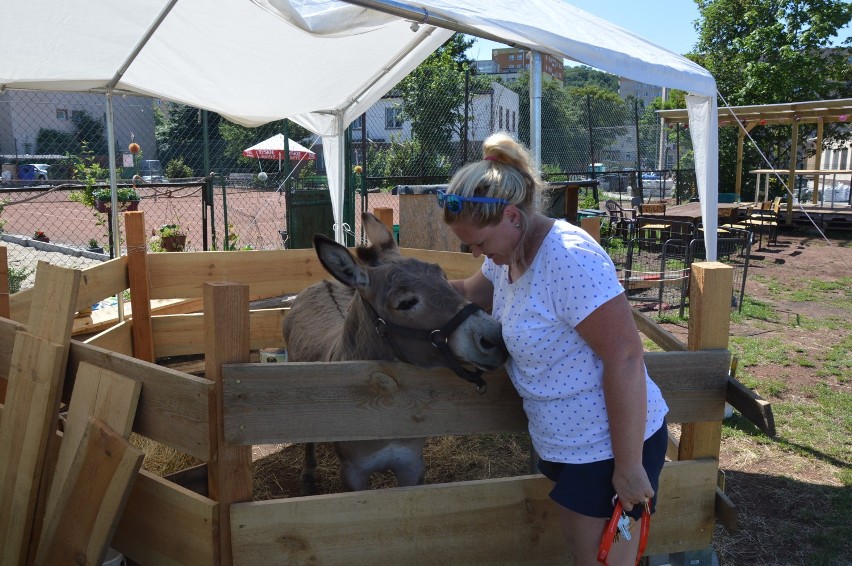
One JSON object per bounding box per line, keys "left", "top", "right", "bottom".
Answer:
{"left": 104, "top": 89, "right": 126, "bottom": 321}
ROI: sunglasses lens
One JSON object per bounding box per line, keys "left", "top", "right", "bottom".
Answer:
{"left": 447, "top": 195, "right": 462, "bottom": 213}
{"left": 436, "top": 191, "right": 446, "bottom": 208}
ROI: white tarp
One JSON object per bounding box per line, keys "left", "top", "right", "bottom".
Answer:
{"left": 0, "top": 0, "right": 718, "bottom": 256}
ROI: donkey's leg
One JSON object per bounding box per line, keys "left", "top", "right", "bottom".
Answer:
{"left": 300, "top": 442, "right": 319, "bottom": 496}
{"left": 389, "top": 439, "right": 426, "bottom": 487}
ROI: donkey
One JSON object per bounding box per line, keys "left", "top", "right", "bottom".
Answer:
{"left": 283, "top": 212, "right": 508, "bottom": 494}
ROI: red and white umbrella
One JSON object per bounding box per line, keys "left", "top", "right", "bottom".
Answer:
{"left": 242, "top": 134, "right": 316, "bottom": 161}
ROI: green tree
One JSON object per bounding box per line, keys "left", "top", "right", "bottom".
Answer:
{"left": 36, "top": 128, "right": 76, "bottom": 156}
{"left": 396, "top": 34, "right": 479, "bottom": 173}
{"left": 563, "top": 66, "right": 619, "bottom": 93}
{"left": 72, "top": 111, "right": 108, "bottom": 156}
{"left": 567, "top": 86, "right": 630, "bottom": 170}
{"left": 691, "top": 0, "right": 852, "bottom": 197}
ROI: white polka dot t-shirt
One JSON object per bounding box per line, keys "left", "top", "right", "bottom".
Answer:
{"left": 481, "top": 220, "right": 668, "bottom": 463}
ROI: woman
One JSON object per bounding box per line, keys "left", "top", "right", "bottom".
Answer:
{"left": 440, "top": 132, "right": 669, "bottom": 565}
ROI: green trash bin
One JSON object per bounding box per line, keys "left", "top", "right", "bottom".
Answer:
{"left": 393, "top": 224, "right": 400, "bottom": 243}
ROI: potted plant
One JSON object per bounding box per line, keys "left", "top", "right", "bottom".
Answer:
{"left": 93, "top": 186, "right": 140, "bottom": 213}
{"left": 33, "top": 230, "right": 49, "bottom": 243}
{"left": 87, "top": 238, "right": 105, "bottom": 254}
{"left": 157, "top": 224, "right": 186, "bottom": 252}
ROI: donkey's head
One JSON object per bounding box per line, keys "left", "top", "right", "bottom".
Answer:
{"left": 314, "top": 213, "right": 507, "bottom": 386}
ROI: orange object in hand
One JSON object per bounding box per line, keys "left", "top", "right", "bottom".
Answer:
{"left": 597, "top": 498, "right": 650, "bottom": 566}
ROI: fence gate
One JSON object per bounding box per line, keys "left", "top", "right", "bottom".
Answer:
{"left": 285, "top": 188, "right": 334, "bottom": 249}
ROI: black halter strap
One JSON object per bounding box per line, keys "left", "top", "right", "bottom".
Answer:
{"left": 365, "top": 300, "right": 488, "bottom": 393}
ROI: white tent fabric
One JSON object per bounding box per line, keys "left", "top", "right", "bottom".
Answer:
{"left": 1, "top": 0, "right": 718, "bottom": 256}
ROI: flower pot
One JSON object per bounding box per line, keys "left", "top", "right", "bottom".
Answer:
{"left": 161, "top": 234, "right": 186, "bottom": 252}
{"left": 87, "top": 246, "right": 105, "bottom": 254}
{"left": 33, "top": 235, "right": 49, "bottom": 243}
{"left": 95, "top": 199, "right": 140, "bottom": 213}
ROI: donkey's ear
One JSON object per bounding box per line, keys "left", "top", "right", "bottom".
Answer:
{"left": 361, "top": 212, "right": 399, "bottom": 257}
{"left": 313, "top": 234, "right": 369, "bottom": 289}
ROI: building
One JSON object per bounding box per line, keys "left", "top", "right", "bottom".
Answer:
{"left": 0, "top": 90, "right": 157, "bottom": 168}
{"left": 490, "top": 48, "right": 564, "bottom": 82}
{"left": 351, "top": 81, "right": 520, "bottom": 145}
{"left": 618, "top": 77, "right": 663, "bottom": 108}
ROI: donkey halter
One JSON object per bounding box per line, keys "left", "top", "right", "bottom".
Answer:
{"left": 363, "top": 300, "right": 488, "bottom": 393}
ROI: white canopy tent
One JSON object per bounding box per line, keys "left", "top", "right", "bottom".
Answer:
{"left": 0, "top": 0, "right": 719, "bottom": 258}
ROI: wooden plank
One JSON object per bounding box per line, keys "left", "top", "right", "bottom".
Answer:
{"left": 0, "top": 317, "right": 24, "bottom": 405}
{"left": 633, "top": 308, "right": 688, "bottom": 352}
{"left": 68, "top": 341, "right": 213, "bottom": 462}
{"left": 580, "top": 216, "right": 601, "bottom": 242}
{"left": 715, "top": 485, "right": 738, "bottom": 534}
{"left": 9, "top": 257, "right": 127, "bottom": 325}
{"left": 0, "top": 332, "right": 66, "bottom": 566}
{"left": 0, "top": 246, "right": 10, "bottom": 319}
{"left": 681, "top": 262, "right": 733, "bottom": 462}
{"left": 151, "top": 308, "right": 288, "bottom": 359}
{"left": 113, "top": 470, "right": 217, "bottom": 566}
{"left": 26, "top": 261, "right": 81, "bottom": 345}
{"left": 222, "top": 363, "right": 526, "bottom": 445}
{"left": 399, "top": 193, "right": 462, "bottom": 252}
{"left": 34, "top": 417, "right": 144, "bottom": 566}
{"left": 373, "top": 207, "right": 394, "bottom": 231}
{"left": 146, "top": 247, "right": 482, "bottom": 301}
{"left": 204, "top": 282, "right": 253, "bottom": 566}
{"left": 726, "top": 376, "right": 776, "bottom": 437}
{"left": 43, "top": 363, "right": 141, "bottom": 524}
{"left": 147, "top": 249, "right": 321, "bottom": 300}
{"left": 230, "top": 459, "right": 716, "bottom": 564}
{"left": 125, "top": 211, "right": 155, "bottom": 362}
{"left": 72, "top": 298, "right": 204, "bottom": 337}
{"left": 84, "top": 320, "right": 134, "bottom": 356}
{"left": 222, "top": 351, "right": 727, "bottom": 446}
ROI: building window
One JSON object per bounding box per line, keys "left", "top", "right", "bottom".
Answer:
{"left": 71, "top": 110, "right": 85, "bottom": 121}
{"left": 512, "top": 112, "right": 516, "bottom": 132}
{"left": 498, "top": 106, "right": 503, "bottom": 129}
{"left": 509, "top": 54, "right": 515, "bottom": 61}
{"left": 56, "top": 108, "right": 69, "bottom": 120}
{"left": 505, "top": 109, "right": 510, "bottom": 131}
{"left": 385, "top": 107, "right": 403, "bottom": 129}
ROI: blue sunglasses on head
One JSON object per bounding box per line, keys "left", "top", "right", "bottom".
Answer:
{"left": 436, "top": 189, "right": 508, "bottom": 214}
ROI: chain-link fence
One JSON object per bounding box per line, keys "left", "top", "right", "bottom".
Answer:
{"left": 1, "top": 70, "right": 696, "bottom": 293}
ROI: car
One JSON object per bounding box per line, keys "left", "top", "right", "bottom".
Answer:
{"left": 18, "top": 163, "right": 50, "bottom": 182}
{"left": 139, "top": 159, "right": 166, "bottom": 183}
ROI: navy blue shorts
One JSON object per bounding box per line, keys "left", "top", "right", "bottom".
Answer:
{"left": 537, "top": 420, "right": 668, "bottom": 520}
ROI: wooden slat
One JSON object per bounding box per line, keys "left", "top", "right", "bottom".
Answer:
{"left": 222, "top": 363, "right": 525, "bottom": 445}
{"left": 147, "top": 249, "right": 322, "bottom": 300}
{"left": 146, "top": 247, "right": 482, "bottom": 301}
{"left": 633, "top": 308, "right": 688, "bottom": 351}
{"left": 726, "top": 376, "right": 776, "bottom": 436}
{"left": 125, "top": 211, "right": 155, "bottom": 362}
{"left": 221, "top": 351, "right": 728, "bottom": 446}
{"left": 0, "top": 246, "right": 10, "bottom": 318}
{"left": 68, "top": 341, "right": 214, "bottom": 461}
{"left": 10, "top": 257, "right": 127, "bottom": 324}
{"left": 715, "top": 486, "right": 738, "bottom": 534}
{"left": 0, "top": 332, "right": 66, "bottom": 566}
{"left": 84, "top": 320, "right": 134, "bottom": 356}
{"left": 204, "top": 282, "right": 253, "bottom": 566}
{"left": 646, "top": 350, "right": 729, "bottom": 424}
{"left": 34, "top": 417, "right": 144, "bottom": 566}
{"left": 230, "top": 459, "right": 716, "bottom": 565}
{"left": 0, "top": 317, "right": 24, "bottom": 402}
{"left": 113, "top": 470, "right": 217, "bottom": 566}
{"left": 151, "top": 308, "right": 288, "bottom": 359}
{"left": 43, "top": 363, "right": 141, "bottom": 523}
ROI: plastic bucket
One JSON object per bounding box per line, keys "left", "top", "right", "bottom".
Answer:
{"left": 260, "top": 348, "right": 288, "bottom": 363}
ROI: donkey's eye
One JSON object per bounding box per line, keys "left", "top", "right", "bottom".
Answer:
{"left": 396, "top": 298, "right": 419, "bottom": 311}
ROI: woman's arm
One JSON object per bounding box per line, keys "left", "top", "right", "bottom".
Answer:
{"left": 450, "top": 270, "right": 494, "bottom": 313}
{"left": 575, "top": 292, "right": 653, "bottom": 513}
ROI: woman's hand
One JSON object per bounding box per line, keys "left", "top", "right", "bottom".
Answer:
{"left": 612, "top": 462, "right": 653, "bottom": 513}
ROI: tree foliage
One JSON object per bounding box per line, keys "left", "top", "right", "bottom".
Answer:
{"left": 691, "top": 0, "right": 852, "bottom": 197}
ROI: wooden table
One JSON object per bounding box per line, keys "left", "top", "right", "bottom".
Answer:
{"left": 641, "top": 202, "right": 744, "bottom": 225}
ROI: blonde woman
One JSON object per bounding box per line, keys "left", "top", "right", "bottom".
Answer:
{"left": 440, "top": 132, "right": 668, "bottom": 565}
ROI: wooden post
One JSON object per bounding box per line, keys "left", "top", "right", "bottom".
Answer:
{"left": 812, "top": 119, "right": 824, "bottom": 205}
{"left": 373, "top": 207, "right": 394, "bottom": 232}
{"left": 786, "top": 122, "right": 798, "bottom": 225}
{"left": 580, "top": 217, "right": 601, "bottom": 243}
{"left": 204, "top": 282, "right": 253, "bottom": 566}
{"left": 0, "top": 246, "right": 10, "bottom": 319}
{"left": 124, "top": 211, "right": 155, "bottom": 362}
{"left": 679, "top": 261, "right": 733, "bottom": 461}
